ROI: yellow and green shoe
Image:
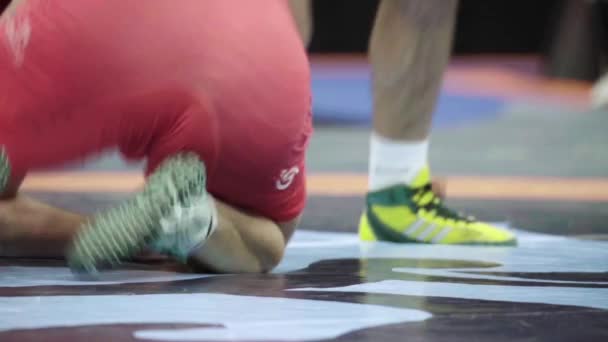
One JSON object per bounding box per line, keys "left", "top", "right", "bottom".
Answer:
{"left": 359, "top": 167, "right": 517, "bottom": 245}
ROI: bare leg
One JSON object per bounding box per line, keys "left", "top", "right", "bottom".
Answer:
{"left": 370, "top": 0, "right": 458, "bottom": 141}
{"left": 4, "top": 0, "right": 25, "bottom": 16}
{"left": 360, "top": 0, "right": 516, "bottom": 246}
{"left": 288, "top": 0, "right": 313, "bottom": 47}
{"left": 285, "top": 0, "right": 450, "bottom": 195}
{"left": 189, "top": 199, "right": 298, "bottom": 273}
{"left": 0, "top": 194, "right": 295, "bottom": 273}
{"left": 291, "top": 0, "right": 458, "bottom": 139}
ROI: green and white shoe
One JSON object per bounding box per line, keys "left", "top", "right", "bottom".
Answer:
{"left": 0, "top": 147, "right": 10, "bottom": 194}
{"left": 68, "top": 153, "right": 216, "bottom": 275}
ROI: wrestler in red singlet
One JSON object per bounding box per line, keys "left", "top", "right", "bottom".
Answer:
{"left": 0, "top": 0, "right": 311, "bottom": 222}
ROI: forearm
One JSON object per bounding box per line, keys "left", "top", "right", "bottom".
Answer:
{"left": 0, "top": 195, "right": 85, "bottom": 258}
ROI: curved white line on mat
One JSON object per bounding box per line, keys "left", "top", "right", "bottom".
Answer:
{"left": 392, "top": 267, "right": 608, "bottom": 286}
{"left": 0, "top": 267, "right": 210, "bottom": 287}
{"left": 290, "top": 280, "right": 608, "bottom": 311}
{"left": 0, "top": 294, "right": 431, "bottom": 341}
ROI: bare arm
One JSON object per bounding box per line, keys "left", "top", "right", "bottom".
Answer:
{"left": 0, "top": 194, "right": 85, "bottom": 258}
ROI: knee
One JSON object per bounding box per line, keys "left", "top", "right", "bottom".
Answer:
{"left": 188, "top": 241, "right": 285, "bottom": 274}
{"left": 259, "top": 215, "right": 299, "bottom": 272}
{"left": 258, "top": 216, "right": 299, "bottom": 272}
{"left": 237, "top": 220, "right": 289, "bottom": 273}
{"left": 259, "top": 241, "right": 286, "bottom": 273}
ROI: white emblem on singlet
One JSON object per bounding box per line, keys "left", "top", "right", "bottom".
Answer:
{"left": 3, "top": 14, "right": 31, "bottom": 67}
{"left": 276, "top": 166, "right": 300, "bottom": 190}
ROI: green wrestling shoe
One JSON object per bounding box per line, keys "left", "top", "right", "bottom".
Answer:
{"left": 67, "top": 153, "right": 217, "bottom": 276}
{"left": 359, "top": 167, "right": 517, "bottom": 246}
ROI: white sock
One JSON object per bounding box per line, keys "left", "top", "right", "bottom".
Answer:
{"left": 368, "top": 133, "right": 428, "bottom": 191}
{"left": 591, "top": 73, "right": 608, "bottom": 109}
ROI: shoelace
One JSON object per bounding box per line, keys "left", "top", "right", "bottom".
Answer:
{"left": 412, "top": 184, "right": 474, "bottom": 227}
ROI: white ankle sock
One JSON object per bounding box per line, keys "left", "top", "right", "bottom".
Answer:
{"left": 592, "top": 73, "right": 608, "bottom": 109}
{"left": 368, "top": 133, "right": 428, "bottom": 191}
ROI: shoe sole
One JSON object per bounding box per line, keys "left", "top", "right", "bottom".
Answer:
{"left": 361, "top": 211, "right": 518, "bottom": 247}
{"left": 67, "top": 153, "right": 206, "bottom": 276}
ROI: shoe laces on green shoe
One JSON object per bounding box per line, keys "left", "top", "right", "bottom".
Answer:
{"left": 410, "top": 183, "right": 474, "bottom": 227}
